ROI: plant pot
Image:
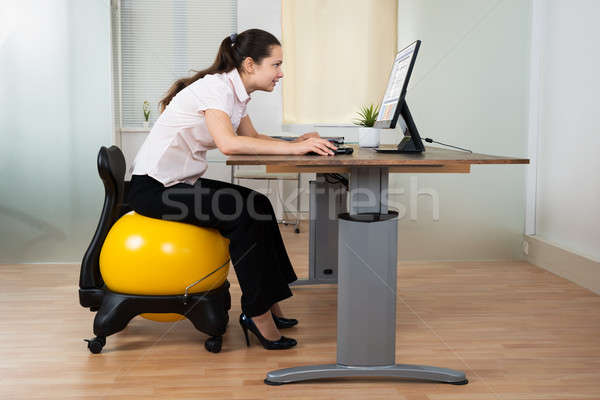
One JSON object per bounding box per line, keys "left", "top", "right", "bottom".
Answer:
{"left": 143, "top": 121, "right": 149, "bottom": 129}
{"left": 358, "top": 127, "right": 380, "bottom": 147}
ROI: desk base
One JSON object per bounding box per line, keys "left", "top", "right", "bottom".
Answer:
{"left": 265, "top": 363, "right": 467, "bottom": 385}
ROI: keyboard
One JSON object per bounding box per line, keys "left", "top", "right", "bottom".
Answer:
{"left": 272, "top": 136, "right": 345, "bottom": 145}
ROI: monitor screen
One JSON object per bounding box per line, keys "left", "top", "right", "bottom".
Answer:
{"left": 375, "top": 41, "right": 420, "bottom": 129}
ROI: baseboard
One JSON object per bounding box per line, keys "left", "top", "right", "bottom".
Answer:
{"left": 525, "top": 234, "right": 600, "bottom": 295}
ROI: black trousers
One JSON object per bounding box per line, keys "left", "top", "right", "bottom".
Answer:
{"left": 127, "top": 174, "right": 297, "bottom": 317}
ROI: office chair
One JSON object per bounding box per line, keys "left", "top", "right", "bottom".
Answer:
{"left": 231, "top": 166, "right": 301, "bottom": 233}
{"left": 79, "top": 146, "right": 231, "bottom": 354}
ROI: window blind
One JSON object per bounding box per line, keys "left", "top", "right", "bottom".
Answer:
{"left": 112, "top": 0, "right": 237, "bottom": 128}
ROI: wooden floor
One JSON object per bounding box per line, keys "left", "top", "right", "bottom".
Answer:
{"left": 2, "top": 221, "right": 600, "bottom": 399}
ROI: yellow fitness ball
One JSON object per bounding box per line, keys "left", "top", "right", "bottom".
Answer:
{"left": 99, "top": 211, "right": 230, "bottom": 322}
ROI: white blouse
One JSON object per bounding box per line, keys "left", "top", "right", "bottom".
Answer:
{"left": 131, "top": 68, "right": 251, "bottom": 187}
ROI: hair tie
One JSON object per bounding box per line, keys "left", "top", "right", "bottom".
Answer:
{"left": 229, "top": 33, "right": 237, "bottom": 46}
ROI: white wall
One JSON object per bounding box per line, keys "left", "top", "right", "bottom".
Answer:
{"left": 532, "top": 0, "right": 600, "bottom": 261}
{"left": 390, "top": 0, "right": 531, "bottom": 260}
{"left": 0, "top": 0, "right": 113, "bottom": 263}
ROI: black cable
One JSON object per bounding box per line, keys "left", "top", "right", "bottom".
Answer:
{"left": 331, "top": 173, "right": 348, "bottom": 187}
{"left": 324, "top": 173, "right": 349, "bottom": 189}
{"left": 324, "top": 174, "right": 343, "bottom": 185}
{"left": 424, "top": 138, "right": 472, "bottom": 153}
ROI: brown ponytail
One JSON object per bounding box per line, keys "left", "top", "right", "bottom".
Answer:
{"left": 159, "top": 28, "right": 281, "bottom": 112}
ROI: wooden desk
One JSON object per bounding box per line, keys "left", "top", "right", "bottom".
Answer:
{"left": 227, "top": 146, "right": 529, "bottom": 386}
{"left": 227, "top": 145, "right": 528, "bottom": 173}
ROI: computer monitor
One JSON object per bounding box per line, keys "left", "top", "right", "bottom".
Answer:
{"left": 374, "top": 40, "right": 425, "bottom": 153}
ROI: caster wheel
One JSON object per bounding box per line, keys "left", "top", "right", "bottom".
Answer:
{"left": 294, "top": 228, "right": 300, "bottom": 234}
{"left": 84, "top": 336, "right": 106, "bottom": 354}
{"left": 205, "top": 336, "right": 222, "bottom": 353}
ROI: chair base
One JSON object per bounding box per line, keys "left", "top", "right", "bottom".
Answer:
{"left": 278, "top": 217, "right": 301, "bottom": 234}
{"left": 81, "top": 281, "right": 231, "bottom": 353}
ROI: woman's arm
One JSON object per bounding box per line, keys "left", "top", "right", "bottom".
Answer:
{"left": 205, "top": 109, "right": 337, "bottom": 156}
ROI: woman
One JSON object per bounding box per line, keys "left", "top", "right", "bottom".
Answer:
{"left": 127, "top": 29, "right": 338, "bottom": 350}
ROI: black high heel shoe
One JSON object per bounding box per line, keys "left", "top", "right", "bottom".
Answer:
{"left": 272, "top": 313, "right": 298, "bottom": 329}
{"left": 239, "top": 313, "right": 297, "bottom": 350}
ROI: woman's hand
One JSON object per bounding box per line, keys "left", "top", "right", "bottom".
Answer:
{"left": 290, "top": 137, "right": 337, "bottom": 156}
{"left": 293, "top": 131, "right": 321, "bottom": 142}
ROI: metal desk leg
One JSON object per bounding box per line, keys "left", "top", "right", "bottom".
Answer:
{"left": 290, "top": 174, "right": 346, "bottom": 286}
{"left": 267, "top": 167, "right": 467, "bottom": 385}
{"left": 265, "top": 364, "right": 467, "bottom": 385}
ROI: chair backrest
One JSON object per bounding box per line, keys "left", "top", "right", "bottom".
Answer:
{"left": 79, "top": 146, "right": 127, "bottom": 291}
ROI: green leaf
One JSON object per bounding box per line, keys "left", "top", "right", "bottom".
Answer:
{"left": 353, "top": 103, "right": 380, "bottom": 127}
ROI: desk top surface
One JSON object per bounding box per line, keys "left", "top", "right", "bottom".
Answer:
{"left": 226, "top": 145, "right": 529, "bottom": 167}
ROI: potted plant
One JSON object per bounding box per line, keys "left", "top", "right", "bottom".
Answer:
{"left": 143, "top": 100, "right": 151, "bottom": 129}
{"left": 353, "top": 104, "right": 380, "bottom": 147}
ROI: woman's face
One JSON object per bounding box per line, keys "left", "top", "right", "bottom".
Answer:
{"left": 249, "top": 45, "right": 284, "bottom": 92}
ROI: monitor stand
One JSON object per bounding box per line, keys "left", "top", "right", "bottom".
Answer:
{"left": 375, "top": 100, "right": 425, "bottom": 153}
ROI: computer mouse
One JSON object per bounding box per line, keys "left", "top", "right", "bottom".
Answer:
{"left": 307, "top": 147, "right": 353, "bottom": 156}
{"left": 335, "top": 147, "right": 353, "bottom": 155}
